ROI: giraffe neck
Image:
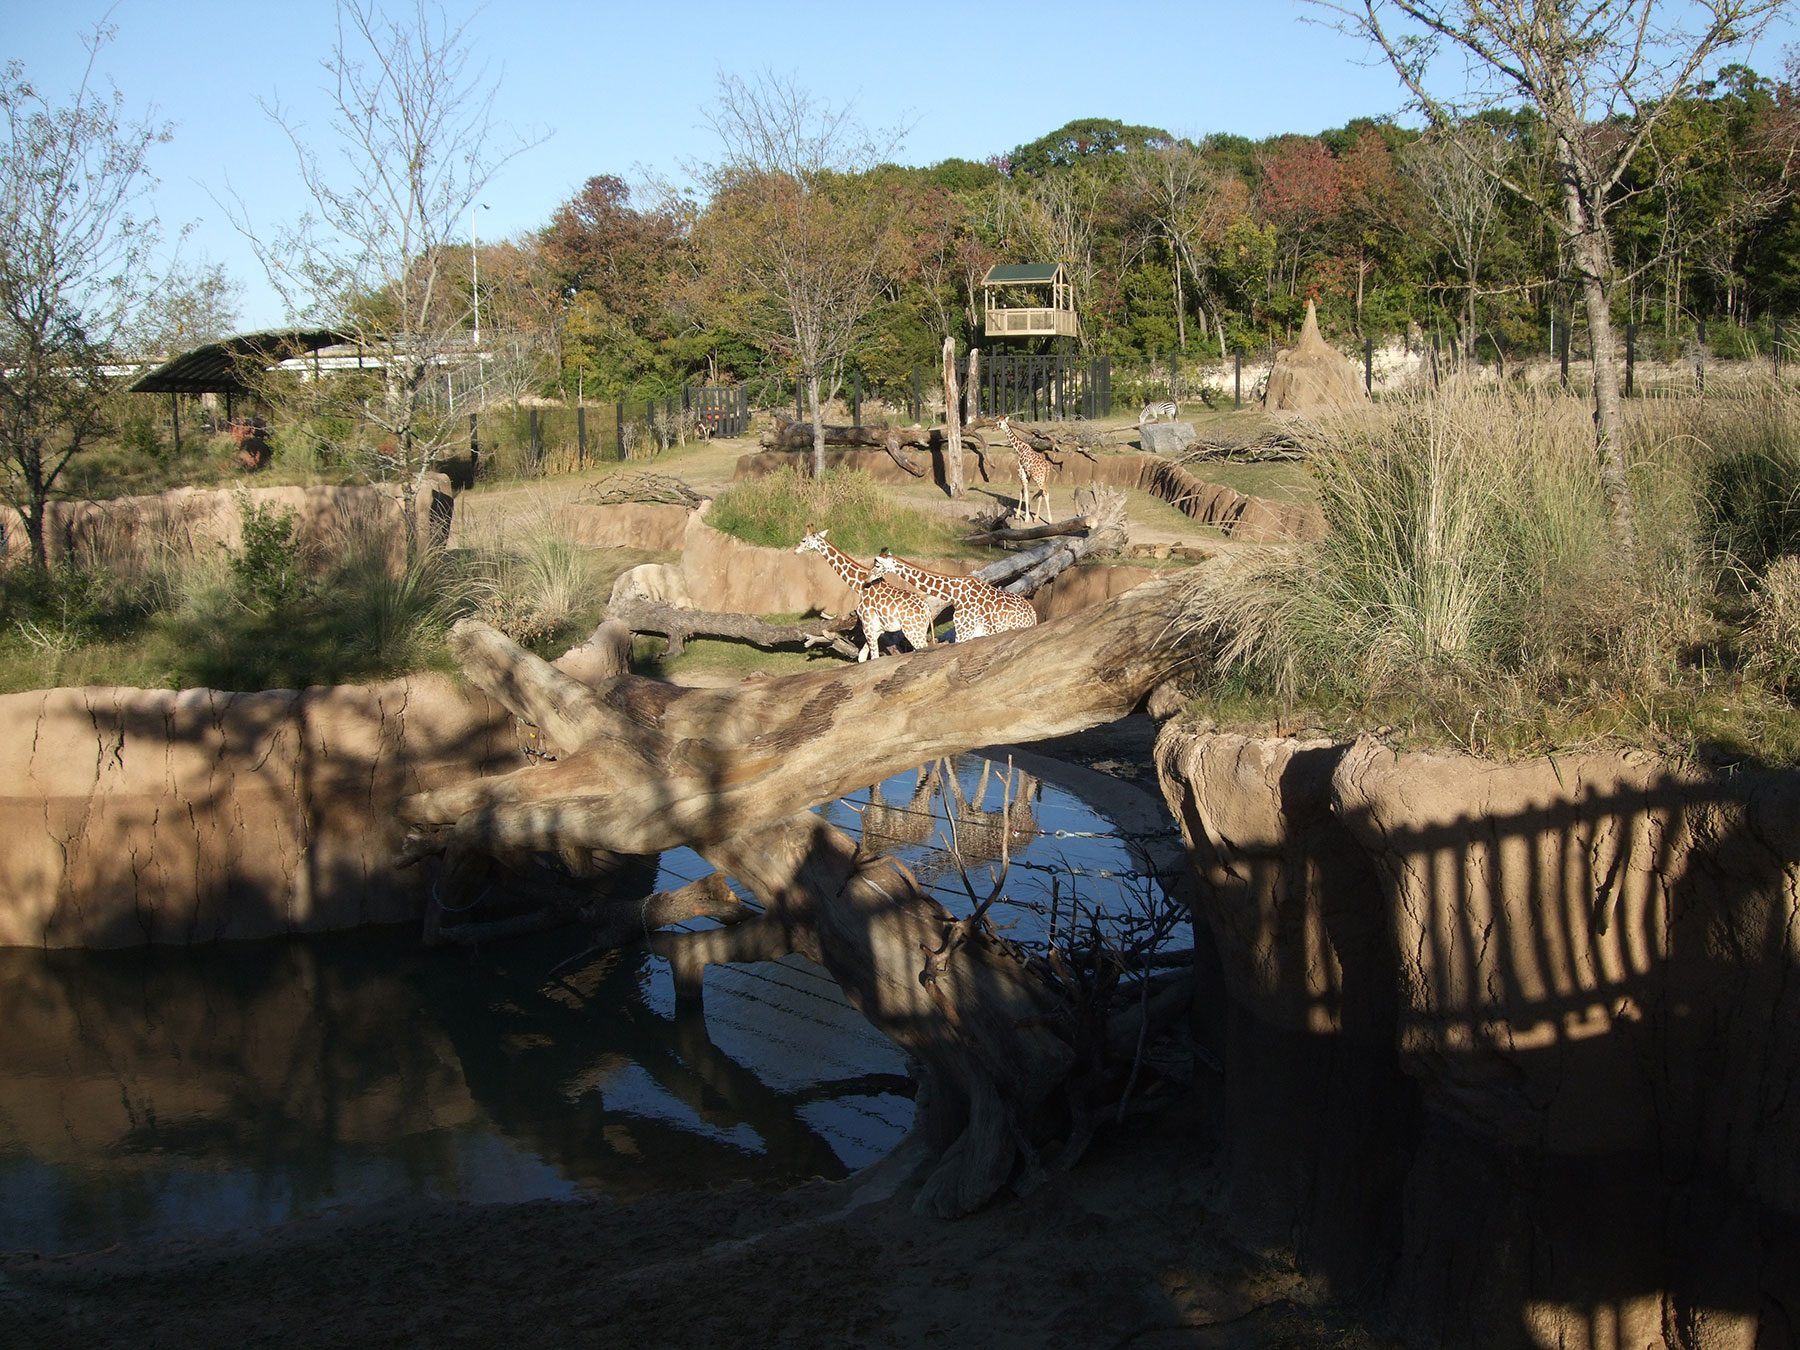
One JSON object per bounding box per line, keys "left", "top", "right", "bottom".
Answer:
{"left": 816, "top": 539, "right": 872, "bottom": 587}
{"left": 884, "top": 555, "right": 962, "bottom": 599}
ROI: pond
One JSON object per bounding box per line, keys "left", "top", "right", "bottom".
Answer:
{"left": 0, "top": 750, "right": 1183, "bottom": 1257}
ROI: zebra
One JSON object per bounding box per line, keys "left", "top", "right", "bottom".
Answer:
{"left": 1138, "top": 400, "right": 1179, "bottom": 424}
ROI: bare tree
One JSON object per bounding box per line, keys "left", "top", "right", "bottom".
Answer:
{"left": 1400, "top": 123, "right": 1512, "bottom": 361}
{"left": 121, "top": 260, "right": 243, "bottom": 355}
{"left": 1315, "top": 0, "right": 1790, "bottom": 557}
{"left": 234, "top": 0, "right": 540, "bottom": 557}
{"left": 0, "top": 26, "right": 168, "bottom": 572}
{"left": 690, "top": 71, "right": 901, "bottom": 478}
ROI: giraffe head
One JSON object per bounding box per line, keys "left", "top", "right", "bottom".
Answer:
{"left": 869, "top": 548, "right": 900, "bottom": 578}
{"left": 794, "top": 527, "right": 830, "bottom": 557}
{"left": 996, "top": 416, "right": 1010, "bottom": 435}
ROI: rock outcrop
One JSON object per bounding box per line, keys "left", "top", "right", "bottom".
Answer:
{"left": 0, "top": 477, "right": 453, "bottom": 572}
{"left": 1156, "top": 727, "right": 1800, "bottom": 1348}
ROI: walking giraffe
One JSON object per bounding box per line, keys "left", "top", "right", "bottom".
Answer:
{"left": 996, "top": 415, "right": 1055, "bottom": 523}
{"left": 794, "top": 529, "right": 933, "bottom": 661}
{"left": 869, "top": 548, "right": 1038, "bottom": 641}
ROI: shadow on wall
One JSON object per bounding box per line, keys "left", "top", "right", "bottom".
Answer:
{"left": 1156, "top": 731, "right": 1800, "bottom": 1350}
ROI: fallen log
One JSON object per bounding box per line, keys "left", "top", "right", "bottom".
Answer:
{"left": 760, "top": 414, "right": 931, "bottom": 476}
{"left": 607, "top": 593, "right": 861, "bottom": 660}
{"left": 401, "top": 572, "right": 1195, "bottom": 1215}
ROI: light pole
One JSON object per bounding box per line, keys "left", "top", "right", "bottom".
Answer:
{"left": 471, "top": 202, "right": 490, "bottom": 347}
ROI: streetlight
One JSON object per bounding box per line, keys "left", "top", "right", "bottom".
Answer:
{"left": 471, "top": 201, "right": 490, "bottom": 347}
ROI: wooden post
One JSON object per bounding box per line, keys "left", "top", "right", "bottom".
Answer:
{"left": 942, "top": 336, "right": 964, "bottom": 499}
{"left": 170, "top": 393, "right": 181, "bottom": 455}
{"left": 1560, "top": 313, "right": 1570, "bottom": 389}
{"left": 1431, "top": 332, "right": 1441, "bottom": 388}
{"left": 966, "top": 347, "right": 980, "bottom": 425}
{"left": 1364, "top": 337, "right": 1374, "bottom": 395}
{"left": 469, "top": 412, "right": 481, "bottom": 480}
{"left": 615, "top": 400, "right": 626, "bottom": 460}
{"left": 1696, "top": 319, "right": 1707, "bottom": 397}
{"left": 1625, "top": 321, "right": 1636, "bottom": 398}
{"left": 577, "top": 406, "right": 588, "bottom": 468}
{"left": 795, "top": 380, "right": 803, "bottom": 422}
{"left": 529, "top": 408, "right": 542, "bottom": 469}
{"left": 851, "top": 372, "right": 862, "bottom": 427}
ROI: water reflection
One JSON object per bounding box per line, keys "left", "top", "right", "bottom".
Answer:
{"left": 0, "top": 750, "right": 1175, "bottom": 1255}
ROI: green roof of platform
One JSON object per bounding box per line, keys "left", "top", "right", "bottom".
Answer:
{"left": 983, "top": 264, "right": 1062, "bottom": 284}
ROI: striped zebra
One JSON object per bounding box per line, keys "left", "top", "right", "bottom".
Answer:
{"left": 1138, "top": 400, "right": 1179, "bottom": 424}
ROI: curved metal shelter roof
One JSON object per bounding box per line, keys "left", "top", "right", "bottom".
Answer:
{"left": 128, "top": 328, "right": 351, "bottom": 396}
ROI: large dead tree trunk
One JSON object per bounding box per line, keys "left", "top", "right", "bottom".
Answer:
{"left": 399, "top": 579, "right": 1187, "bottom": 1214}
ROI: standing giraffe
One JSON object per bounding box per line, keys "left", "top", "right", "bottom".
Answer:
{"left": 870, "top": 549, "right": 1037, "bottom": 641}
{"left": 794, "top": 528, "right": 933, "bottom": 661}
{"left": 997, "top": 415, "right": 1055, "bottom": 523}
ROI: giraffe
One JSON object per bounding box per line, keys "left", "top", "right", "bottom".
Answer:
{"left": 794, "top": 528, "right": 933, "bottom": 661}
{"left": 869, "top": 548, "right": 1037, "bottom": 641}
{"left": 996, "top": 415, "right": 1055, "bottom": 523}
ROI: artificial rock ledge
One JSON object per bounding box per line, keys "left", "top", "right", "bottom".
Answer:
{"left": 1155, "top": 726, "right": 1800, "bottom": 1349}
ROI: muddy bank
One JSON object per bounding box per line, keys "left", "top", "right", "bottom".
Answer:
{"left": 1155, "top": 727, "right": 1800, "bottom": 1348}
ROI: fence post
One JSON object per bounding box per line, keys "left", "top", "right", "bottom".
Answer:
{"left": 469, "top": 412, "right": 480, "bottom": 480}
{"left": 1234, "top": 348, "right": 1242, "bottom": 409}
{"left": 1696, "top": 319, "right": 1707, "bottom": 397}
{"left": 795, "top": 379, "right": 803, "bottom": 423}
{"left": 1365, "top": 337, "right": 1374, "bottom": 396}
{"left": 1431, "top": 332, "right": 1441, "bottom": 389}
{"left": 851, "top": 372, "right": 862, "bottom": 427}
{"left": 1559, "top": 315, "right": 1570, "bottom": 389}
{"left": 1625, "top": 321, "right": 1636, "bottom": 398}
{"left": 529, "top": 408, "right": 542, "bottom": 470}
{"left": 577, "top": 405, "right": 587, "bottom": 468}
{"left": 615, "top": 400, "right": 626, "bottom": 460}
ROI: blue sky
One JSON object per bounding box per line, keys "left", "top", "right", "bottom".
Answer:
{"left": 6, "top": 1, "right": 1790, "bottom": 333}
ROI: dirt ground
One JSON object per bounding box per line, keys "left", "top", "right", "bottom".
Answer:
{"left": 0, "top": 1086, "right": 1389, "bottom": 1350}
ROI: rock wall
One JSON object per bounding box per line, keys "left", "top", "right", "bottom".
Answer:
{"left": 0, "top": 677, "right": 518, "bottom": 948}
{"left": 1155, "top": 728, "right": 1800, "bottom": 1348}
{"left": 732, "top": 449, "right": 1325, "bottom": 544}
{"left": 0, "top": 477, "right": 454, "bottom": 571}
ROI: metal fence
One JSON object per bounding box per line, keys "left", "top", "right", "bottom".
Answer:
{"left": 462, "top": 385, "right": 751, "bottom": 479}
{"left": 976, "top": 353, "right": 1113, "bottom": 420}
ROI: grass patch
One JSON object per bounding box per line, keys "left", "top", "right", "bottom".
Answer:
{"left": 707, "top": 467, "right": 961, "bottom": 556}
{"left": 635, "top": 635, "right": 817, "bottom": 681}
